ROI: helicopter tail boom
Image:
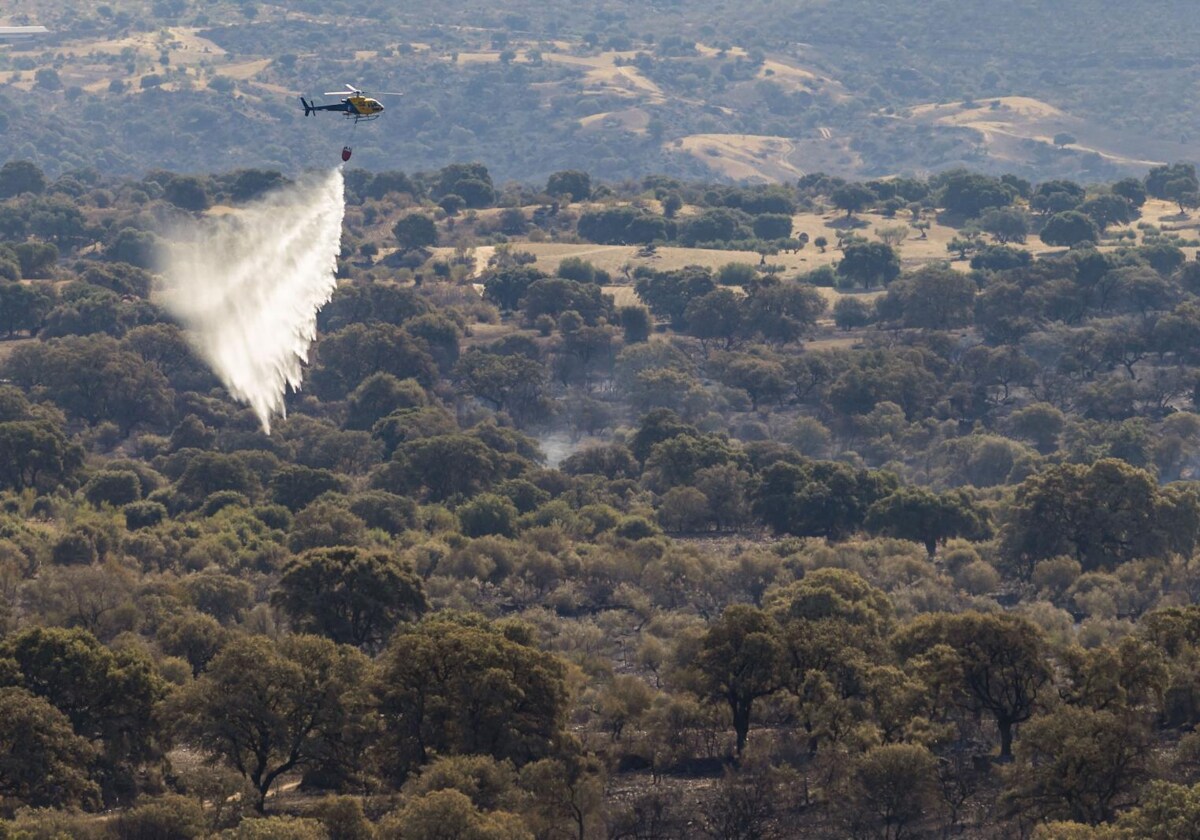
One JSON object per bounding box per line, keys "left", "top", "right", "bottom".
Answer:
{"left": 300, "top": 96, "right": 315, "bottom": 116}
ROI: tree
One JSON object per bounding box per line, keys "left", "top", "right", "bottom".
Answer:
{"left": 0, "top": 420, "right": 82, "bottom": 492}
{"left": 878, "top": 264, "right": 976, "bottom": 330}
{"left": 378, "top": 789, "right": 531, "bottom": 840}
{"left": 1003, "top": 459, "right": 1190, "bottom": 572}
{"left": 741, "top": 280, "right": 828, "bottom": 343}
{"left": 1112, "top": 178, "right": 1147, "bottom": 208}
{"left": 393, "top": 214, "right": 438, "bottom": 251}
{"left": 0, "top": 160, "right": 47, "bottom": 198}
{"left": 634, "top": 266, "right": 716, "bottom": 327}
{"left": 875, "top": 224, "right": 910, "bottom": 246}
{"left": 979, "top": 206, "right": 1031, "bottom": 243}
{"left": 838, "top": 744, "right": 940, "bottom": 840}
{"left": 1040, "top": 211, "right": 1099, "bottom": 247}
{"left": 837, "top": 242, "right": 901, "bottom": 289}
{"left": 163, "top": 176, "right": 211, "bottom": 211}
{"left": 545, "top": 170, "right": 591, "bottom": 202}
{"left": 454, "top": 351, "right": 549, "bottom": 426}
{"left": 174, "top": 634, "right": 370, "bottom": 810}
{"left": 1146, "top": 162, "right": 1199, "bottom": 212}
{"left": 698, "top": 765, "right": 777, "bottom": 840}
{"left": 0, "top": 686, "right": 99, "bottom": 810}
{"left": 176, "top": 452, "right": 257, "bottom": 505}
{"left": 578, "top": 206, "right": 668, "bottom": 245}
{"left": 833, "top": 296, "right": 874, "bottom": 330}
{"left": 112, "top": 794, "right": 206, "bottom": 839}
{"left": 318, "top": 282, "right": 429, "bottom": 332}
{"left": 273, "top": 548, "right": 427, "bottom": 653}
{"left": 3, "top": 336, "right": 172, "bottom": 431}
{"left": 618, "top": 305, "right": 652, "bottom": 343}
{"left": 221, "top": 816, "right": 330, "bottom": 839}
{"left": 13, "top": 241, "right": 58, "bottom": 277}
{"left": 1008, "top": 403, "right": 1066, "bottom": 453}
{"left": 344, "top": 373, "right": 427, "bottom": 432}
{"left": 434, "top": 163, "right": 495, "bottom": 208}
{"left": 684, "top": 289, "right": 744, "bottom": 349}
{"left": 458, "top": 493, "right": 520, "bottom": 538}
{"left": 831, "top": 183, "right": 875, "bottom": 217}
{"left": 156, "top": 612, "right": 228, "bottom": 677}
{"left": 1008, "top": 706, "right": 1151, "bottom": 824}
{"left": 696, "top": 605, "right": 786, "bottom": 754}
{"left": 1112, "top": 781, "right": 1200, "bottom": 839}
{"left": 374, "top": 618, "right": 568, "bottom": 782}
{"left": 1080, "top": 194, "right": 1136, "bottom": 233}
{"left": 83, "top": 469, "right": 142, "bottom": 508}
{"left": 520, "top": 278, "right": 612, "bottom": 326}
{"left": 752, "top": 213, "right": 793, "bottom": 240}
{"left": 657, "top": 486, "right": 710, "bottom": 532}
{"left": 0, "top": 627, "right": 166, "bottom": 801}
{"left": 0, "top": 281, "right": 54, "bottom": 336}
{"left": 679, "top": 208, "right": 751, "bottom": 246}
{"left": 640, "top": 432, "right": 737, "bottom": 492}
{"left": 229, "top": 169, "right": 287, "bottom": 202}
{"left": 1031, "top": 180, "right": 1086, "bottom": 215}
{"left": 269, "top": 465, "right": 344, "bottom": 512}
{"left": 519, "top": 756, "right": 605, "bottom": 840}
{"left": 1053, "top": 132, "right": 1077, "bottom": 148}
{"left": 312, "top": 323, "right": 437, "bottom": 399}
{"left": 483, "top": 266, "right": 548, "bottom": 312}
{"left": 938, "top": 171, "right": 1014, "bottom": 217}
{"left": 946, "top": 234, "right": 983, "bottom": 261}
{"left": 388, "top": 434, "right": 504, "bottom": 501}
{"left": 753, "top": 460, "right": 898, "bottom": 540}
{"left": 896, "top": 612, "right": 1050, "bottom": 758}
{"left": 865, "top": 487, "right": 989, "bottom": 556}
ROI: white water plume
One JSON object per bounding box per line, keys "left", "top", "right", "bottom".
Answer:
{"left": 158, "top": 169, "right": 345, "bottom": 434}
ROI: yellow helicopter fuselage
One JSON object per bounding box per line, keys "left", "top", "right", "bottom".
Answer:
{"left": 346, "top": 95, "right": 384, "bottom": 116}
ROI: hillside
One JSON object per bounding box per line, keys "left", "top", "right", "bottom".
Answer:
{"left": 2, "top": 0, "right": 1197, "bottom": 181}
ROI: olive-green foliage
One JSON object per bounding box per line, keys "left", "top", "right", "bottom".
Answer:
{"left": 273, "top": 547, "right": 427, "bottom": 651}
{"left": 0, "top": 687, "right": 98, "bottom": 812}
{"left": 111, "top": 794, "right": 206, "bottom": 840}
{"left": 219, "top": 816, "right": 330, "bottom": 840}
{"left": 173, "top": 634, "right": 371, "bottom": 810}
{"left": 374, "top": 618, "right": 569, "bottom": 782}
{"left": 0, "top": 627, "right": 166, "bottom": 802}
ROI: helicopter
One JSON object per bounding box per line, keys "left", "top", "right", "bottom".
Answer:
{"left": 300, "top": 85, "right": 401, "bottom": 160}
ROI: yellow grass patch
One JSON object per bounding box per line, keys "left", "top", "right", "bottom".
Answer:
{"left": 215, "top": 58, "right": 272, "bottom": 80}
{"left": 541, "top": 51, "right": 665, "bottom": 102}
{"left": 757, "top": 60, "right": 819, "bottom": 90}
{"left": 672, "top": 134, "right": 805, "bottom": 182}
{"left": 903, "top": 96, "right": 1163, "bottom": 169}
{"left": 695, "top": 44, "right": 748, "bottom": 59}
{"left": 579, "top": 108, "right": 649, "bottom": 133}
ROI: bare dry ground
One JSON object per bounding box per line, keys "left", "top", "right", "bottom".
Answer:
{"left": 901, "top": 96, "right": 1167, "bottom": 170}
{"left": 671, "top": 134, "right": 807, "bottom": 182}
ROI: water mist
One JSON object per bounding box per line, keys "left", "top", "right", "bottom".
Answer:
{"left": 159, "top": 169, "right": 345, "bottom": 433}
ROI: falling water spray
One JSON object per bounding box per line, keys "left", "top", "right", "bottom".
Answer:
{"left": 158, "top": 169, "right": 345, "bottom": 433}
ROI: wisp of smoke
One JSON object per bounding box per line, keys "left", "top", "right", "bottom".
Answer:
{"left": 158, "top": 169, "right": 345, "bottom": 434}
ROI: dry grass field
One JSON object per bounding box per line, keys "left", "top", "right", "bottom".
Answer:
{"left": 427, "top": 195, "right": 1199, "bottom": 324}
{"left": 902, "top": 96, "right": 1166, "bottom": 170}
{"left": 672, "top": 134, "right": 807, "bottom": 182}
